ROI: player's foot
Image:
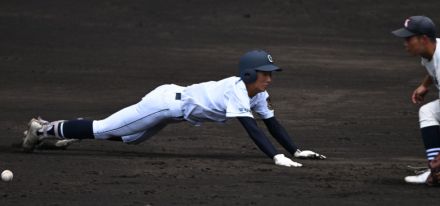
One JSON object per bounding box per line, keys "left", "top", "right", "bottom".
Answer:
{"left": 36, "top": 139, "right": 80, "bottom": 150}
{"left": 22, "top": 118, "right": 44, "bottom": 152}
{"left": 22, "top": 117, "right": 78, "bottom": 151}
{"left": 404, "top": 169, "right": 430, "bottom": 184}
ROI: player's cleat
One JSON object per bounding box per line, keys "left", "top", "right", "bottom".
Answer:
{"left": 404, "top": 169, "right": 431, "bottom": 184}
{"left": 35, "top": 116, "right": 50, "bottom": 125}
{"left": 22, "top": 117, "right": 78, "bottom": 151}
{"left": 54, "top": 139, "right": 79, "bottom": 147}
{"left": 22, "top": 118, "right": 44, "bottom": 152}
{"left": 36, "top": 139, "right": 80, "bottom": 150}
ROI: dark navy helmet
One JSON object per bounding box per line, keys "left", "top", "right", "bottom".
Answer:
{"left": 239, "top": 50, "right": 282, "bottom": 84}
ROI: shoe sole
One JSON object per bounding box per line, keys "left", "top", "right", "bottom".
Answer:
{"left": 404, "top": 175, "right": 430, "bottom": 184}
{"left": 404, "top": 179, "right": 426, "bottom": 184}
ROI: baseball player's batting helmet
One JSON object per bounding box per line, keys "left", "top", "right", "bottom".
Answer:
{"left": 239, "top": 50, "right": 282, "bottom": 84}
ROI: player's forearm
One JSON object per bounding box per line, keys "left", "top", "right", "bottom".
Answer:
{"left": 263, "top": 117, "right": 298, "bottom": 155}
{"left": 421, "top": 75, "right": 433, "bottom": 88}
{"left": 237, "top": 117, "right": 277, "bottom": 158}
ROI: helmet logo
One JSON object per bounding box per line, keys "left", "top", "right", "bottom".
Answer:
{"left": 404, "top": 18, "right": 410, "bottom": 28}
{"left": 267, "top": 55, "right": 273, "bottom": 63}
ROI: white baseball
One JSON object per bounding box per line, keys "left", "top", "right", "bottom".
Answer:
{"left": 1, "top": 170, "right": 13, "bottom": 182}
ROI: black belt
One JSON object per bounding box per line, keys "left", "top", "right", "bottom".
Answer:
{"left": 175, "top": 93, "right": 182, "bottom": 100}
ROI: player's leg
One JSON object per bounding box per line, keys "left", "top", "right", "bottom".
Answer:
{"left": 120, "top": 120, "right": 168, "bottom": 144}
{"left": 120, "top": 118, "right": 182, "bottom": 144}
{"left": 405, "top": 100, "right": 440, "bottom": 183}
{"left": 22, "top": 117, "right": 95, "bottom": 152}
{"left": 22, "top": 106, "right": 165, "bottom": 152}
{"left": 419, "top": 100, "right": 440, "bottom": 161}
{"left": 22, "top": 84, "right": 184, "bottom": 151}
{"left": 92, "top": 104, "right": 174, "bottom": 141}
{"left": 92, "top": 84, "right": 184, "bottom": 142}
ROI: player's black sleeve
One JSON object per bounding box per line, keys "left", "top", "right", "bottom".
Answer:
{"left": 263, "top": 117, "right": 298, "bottom": 155}
{"left": 237, "top": 117, "right": 277, "bottom": 158}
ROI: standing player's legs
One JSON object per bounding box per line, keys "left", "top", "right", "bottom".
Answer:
{"left": 405, "top": 100, "right": 440, "bottom": 183}
{"left": 419, "top": 100, "right": 440, "bottom": 160}
{"left": 22, "top": 84, "right": 184, "bottom": 151}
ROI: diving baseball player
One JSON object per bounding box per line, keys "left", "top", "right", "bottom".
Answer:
{"left": 21, "top": 50, "right": 326, "bottom": 167}
{"left": 392, "top": 16, "right": 440, "bottom": 185}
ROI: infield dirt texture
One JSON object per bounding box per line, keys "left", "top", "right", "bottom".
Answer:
{"left": 1, "top": 0, "right": 439, "bottom": 205}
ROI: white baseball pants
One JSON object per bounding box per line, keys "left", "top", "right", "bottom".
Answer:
{"left": 419, "top": 99, "right": 440, "bottom": 128}
{"left": 92, "top": 84, "right": 185, "bottom": 144}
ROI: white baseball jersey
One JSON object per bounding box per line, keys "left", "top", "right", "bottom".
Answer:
{"left": 421, "top": 38, "right": 440, "bottom": 96}
{"left": 181, "top": 76, "right": 274, "bottom": 125}
{"left": 93, "top": 76, "right": 274, "bottom": 143}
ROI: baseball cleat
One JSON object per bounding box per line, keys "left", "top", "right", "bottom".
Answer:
{"left": 36, "top": 139, "right": 80, "bottom": 150}
{"left": 54, "top": 139, "right": 79, "bottom": 147}
{"left": 404, "top": 169, "right": 431, "bottom": 184}
{"left": 35, "top": 116, "right": 50, "bottom": 125}
{"left": 22, "top": 118, "right": 44, "bottom": 152}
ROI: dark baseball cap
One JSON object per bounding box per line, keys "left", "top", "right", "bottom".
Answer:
{"left": 239, "top": 50, "right": 282, "bottom": 72}
{"left": 392, "top": 16, "right": 436, "bottom": 38}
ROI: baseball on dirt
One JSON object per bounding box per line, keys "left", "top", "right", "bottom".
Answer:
{"left": 1, "top": 170, "right": 13, "bottom": 182}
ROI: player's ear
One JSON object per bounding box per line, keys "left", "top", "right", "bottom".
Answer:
{"left": 420, "top": 35, "right": 431, "bottom": 44}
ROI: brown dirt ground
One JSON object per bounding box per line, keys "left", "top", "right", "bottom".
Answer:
{"left": 1, "top": 0, "right": 440, "bottom": 205}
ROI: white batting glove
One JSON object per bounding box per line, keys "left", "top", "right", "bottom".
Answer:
{"left": 273, "top": 154, "right": 303, "bottom": 167}
{"left": 294, "top": 149, "right": 326, "bottom": 160}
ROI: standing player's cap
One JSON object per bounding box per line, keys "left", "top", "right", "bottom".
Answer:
{"left": 239, "top": 50, "right": 282, "bottom": 72}
{"left": 392, "top": 16, "right": 436, "bottom": 38}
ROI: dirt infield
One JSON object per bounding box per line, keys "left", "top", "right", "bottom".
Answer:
{"left": 1, "top": 0, "right": 440, "bottom": 205}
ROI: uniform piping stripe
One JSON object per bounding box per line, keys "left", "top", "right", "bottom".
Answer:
{"left": 93, "top": 109, "right": 169, "bottom": 135}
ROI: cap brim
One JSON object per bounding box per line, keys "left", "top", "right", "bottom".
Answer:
{"left": 254, "top": 64, "right": 282, "bottom": 72}
{"left": 392, "top": 28, "right": 416, "bottom": 37}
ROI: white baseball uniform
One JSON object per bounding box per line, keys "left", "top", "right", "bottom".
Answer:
{"left": 419, "top": 38, "right": 440, "bottom": 129}
{"left": 92, "top": 76, "right": 274, "bottom": 144}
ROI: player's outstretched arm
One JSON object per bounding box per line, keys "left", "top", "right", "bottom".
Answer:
{"left": 263, "top": 117, "right": 326, "bottom": 160}
{"left": 237, "top": 117, "right": 302, "bottom": 167}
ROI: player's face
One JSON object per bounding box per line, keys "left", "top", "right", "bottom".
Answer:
{"left": 254, "top": 71, "right": 272, "bottom": 92}
{"left": 404, "top": 35, "right": 426, "bottom": 56}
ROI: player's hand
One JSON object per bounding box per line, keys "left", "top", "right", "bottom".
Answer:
{"left": 412, "top": 85, "right": 429, "bottom": 104}
{"left": 294, "top": 149, "right": 326, "bottom": 160}
{"left": 273, "top": 154, "right": 302, "bottom": 167}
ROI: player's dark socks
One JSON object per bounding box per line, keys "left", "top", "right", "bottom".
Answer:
{"left": 421, "top": 126, "right": 440, "bottom": 160}
{"left": 62, "top": 120, "right": 94, "bottom": 139}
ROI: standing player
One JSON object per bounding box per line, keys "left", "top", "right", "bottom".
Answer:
{"left": 392, "top": 16, "right": 440, "bottom": 185}
{"left": 21, "top": 50, "right": 326, "bottom": 167}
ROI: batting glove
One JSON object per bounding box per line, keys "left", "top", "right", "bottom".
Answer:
{"left": 273, "top": 154, "right": 303, "bottom": 167}
{"left": 294, "top": 149, "right": 326, "bottom": 160}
